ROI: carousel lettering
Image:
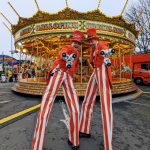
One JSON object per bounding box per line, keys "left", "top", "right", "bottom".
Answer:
{"left": 86, "top": 23, "right": 112, "bottom": 32}
{"left": 86, "top": 22, "right": 124, "bottom": 35}
{"left": 36, "top": 23, "right": 53, "bottom": 31}
{"left": 20, "top": 27, "right": 32, "bottom": 36}
{"left": 35, "top": 22, "right": 78, "bottom": 31}
{"left": 15, "top": 20, "right": 135, "bottom": 43}
{"left": 112, "top": 27, "right": 124, "bottom": 35}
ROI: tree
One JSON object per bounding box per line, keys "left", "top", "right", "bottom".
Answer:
{"left": 125, "top": 0, "right": 150, "bottom": 53}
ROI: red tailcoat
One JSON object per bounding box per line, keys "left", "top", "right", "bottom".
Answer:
{"left": 47, "top": 45, "right": 80, "bottom": 82}
{"left": 89, "top": 41, "right": 112, "bottom": 88}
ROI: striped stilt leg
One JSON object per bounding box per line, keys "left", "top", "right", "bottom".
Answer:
{"left": 62, "top": 74, "right": 79, "bottom": 146}
{"left": 32, "top": 71, "right": 65, "bottom": 150}
{"left": 80, "top": 70, "right": 98, "bottom": 134}
{"left": 96, "top": 65, "right": 113, "bottom": 150}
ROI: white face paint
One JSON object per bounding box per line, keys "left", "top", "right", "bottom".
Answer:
{"left": 72, "top": 41, "right": 81, "bottom": 51}
{"left": 88, "top": 39, "right": 98, "bottom": 48}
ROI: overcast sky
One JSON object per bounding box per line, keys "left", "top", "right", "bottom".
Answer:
{"left": 0, "top": 0, "right": 138, "bottom": 59}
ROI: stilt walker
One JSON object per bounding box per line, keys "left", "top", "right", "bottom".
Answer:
{"left": 32, "top": 31, "right": 83, "bottom": 150}
{"left": 79, "top": 28, "right": 113, "bottom": 150}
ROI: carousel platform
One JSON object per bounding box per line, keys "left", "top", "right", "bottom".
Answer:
{"left": 12, "top": 77, "right": 139, "bottom": 97}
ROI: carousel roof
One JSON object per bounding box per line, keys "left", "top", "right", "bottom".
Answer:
{"left": 11, "top": 7, "right": 138, "bottom": 36}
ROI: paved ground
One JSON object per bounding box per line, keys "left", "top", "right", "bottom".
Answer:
{"left": 0, "top": 83, "right": 150, "bottom": 150}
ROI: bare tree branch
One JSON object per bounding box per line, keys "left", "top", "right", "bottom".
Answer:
{"left": 125, "top": 0, "right": 150, "bottom": 53}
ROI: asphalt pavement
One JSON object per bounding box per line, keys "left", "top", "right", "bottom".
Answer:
{"left": 0, "top": 83, "right": 150, "bottom": 150}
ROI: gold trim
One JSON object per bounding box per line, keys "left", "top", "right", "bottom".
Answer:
{"left": 12, "top": 8, "right": 138, "bottom": 37}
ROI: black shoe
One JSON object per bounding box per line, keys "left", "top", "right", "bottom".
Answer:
{"left": 99, "top": 141, "right": 104, "bottom": 150}
{"left": 67, "top": 139, "right": 79, "bottom": 150}
{"left": 79, "top": 132, "right": 91, "bottom": 138}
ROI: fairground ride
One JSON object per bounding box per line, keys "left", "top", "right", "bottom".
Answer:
{"left": 1, "top": 0, "right": 141, "bottom": 97}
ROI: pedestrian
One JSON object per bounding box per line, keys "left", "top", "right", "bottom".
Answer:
{"left": 79, "top": 28, "right": 113, "bottom": 150}
{"left": 32, "top": 30, "right": 83, "bottom": 150}
{"left": 1, "top": 72, "right": 6, "bottom": 83}
{"left": 8, "top": 70, "right": 13, "bottom": 82}
{"left": 13, "top": 68, "right": 18, "bottom": 82}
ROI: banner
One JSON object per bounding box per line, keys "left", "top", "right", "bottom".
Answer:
{"left": 14, "top": 20, "right": 136, "bottom": 43}
{"left": 0, "top": 55, "right": 17, "bottom": 63}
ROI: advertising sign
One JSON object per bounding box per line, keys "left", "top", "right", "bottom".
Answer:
{"left": 14, "top": 20, "right": 136, "bottom": 43}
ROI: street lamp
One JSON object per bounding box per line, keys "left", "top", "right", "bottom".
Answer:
{"left": 10, "top": 50, "right": 18, "bottom": 55}
{"left": 2, "top": 51, "right": 5, "bottom": 73}
{"left": 9, "top": 49, "right": 19, "bottom": 64}
{"left": 15, "top": 42, "right": 27, "bottom": 72}
{"left": 9, "top": 50, "right": 18, "bottom": 62}
{"left": 9, "top": 50, "right": 19, "bottom": 79}
{"left": 16, "top": 42, "right": 23, "bottom": 72}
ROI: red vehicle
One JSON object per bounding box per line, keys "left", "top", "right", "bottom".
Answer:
{"left": 125, "top": 54, "right": 150, "bottom": 84}
{"left": 133, "top": 61, "right": 150, "bottom": 84}
{"left": 114, "top": 53, "right": 150, "bottom": 85}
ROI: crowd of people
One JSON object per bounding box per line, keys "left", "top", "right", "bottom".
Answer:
{"left": 0, "top": 62, "right": 48, "bottom": 83}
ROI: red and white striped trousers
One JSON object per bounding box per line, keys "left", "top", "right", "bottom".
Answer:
{"left": 80, "top": 64, "right": 113, "bottom": 150}
{"left": 32, "top": 70, "right": 79, "bottom": 150}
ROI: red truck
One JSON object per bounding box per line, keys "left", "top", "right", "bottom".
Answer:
{"left": 113, "top": 53, "right": 150, "bottom": 85}
{"left": 133, "top": 61, "right": 150, "bottom": 84}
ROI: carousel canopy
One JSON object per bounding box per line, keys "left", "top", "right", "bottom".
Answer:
{"left": 6, "top": 3, "right": 138, "bottom": 60}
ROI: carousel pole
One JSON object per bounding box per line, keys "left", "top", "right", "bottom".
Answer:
{"left": 30, "top": 42, "right": 33, "bottom": 79}
{"left": 31, "top": 41, "right": 34, "bottom": 65}
{"left": 120, "top": 0, "right": 129, "bottom": 16}
{"left": 39, "top": 48, "right": 42, "bottom": 82}
{"left": 36, "top": 39, "right": 39, "bottom": 82}
{"left": 39, "top": 49, "right": 42, "bottom": 68}
{"left": 19, "top": 47, "right": 22, "bottom": 75}
{"left": 8, "top": 2, "right": 21, "bottom": 18}
{"left": 122, "top": 52, "right": 125, "bottom": 79}
{"left": 47, "top": 38, "right": 50, "bottom": 68}
{"left": 33, "top": 39, "right": 36, "bottom": 82}
{"left": 86, "top": 59, "right": 94, "bottom": 72}
{"left": 119, "top": 47, "right": 122, "bottom": 82}
{"left": 81, "top": 45, "right": 83, "bottom": 83}
{"left": 30, "top": 53, "right": 32, "bottom": 64}
{"left": 129, "top": 51, "right": 132, "bottom": 80}
{"left": 0, "top": 12, "right": 12, "bottom": 25}
{"left": 24, "top": 53, "right": 29, "bottom": 82}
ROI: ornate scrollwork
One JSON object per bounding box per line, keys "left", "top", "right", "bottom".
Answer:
{"left": 12, "top": 7, "right": 138, "bottom": 37}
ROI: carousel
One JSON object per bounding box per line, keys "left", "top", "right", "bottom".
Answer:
{"left": 4, "top": 1, "right": 139, "bottom": 96}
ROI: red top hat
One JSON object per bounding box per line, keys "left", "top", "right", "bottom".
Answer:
{"left": 87, "top": 28, "right": 99, "bottom": 41}
{"left": 72, "top": 30, "right": 83, "bottom": 43}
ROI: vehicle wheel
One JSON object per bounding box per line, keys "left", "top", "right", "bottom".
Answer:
{"left": 134, "top": 78, "right": 143, "bottom": 84}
